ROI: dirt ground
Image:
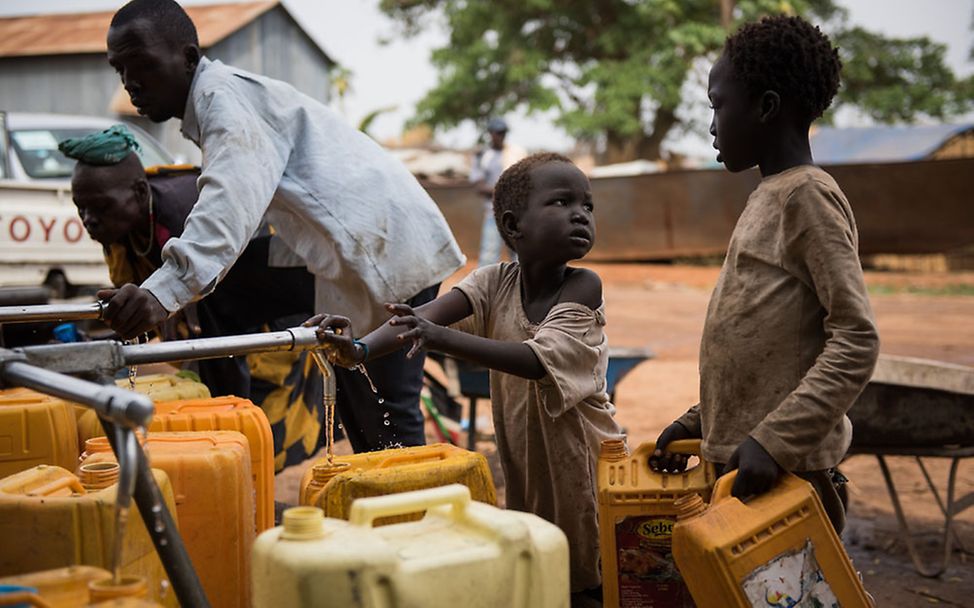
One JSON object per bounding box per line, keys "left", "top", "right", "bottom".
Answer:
{"left": 277, "top": 261, "right": 974, "bottom": 607}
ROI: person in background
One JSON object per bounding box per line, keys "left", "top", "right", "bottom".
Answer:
{"left": 101, "top": 0, "right": 466, "bottom": 453}
{"left": 313, "top": 153, "right": 624, "bottom": 602}
{"left": 469, "top": 116, "right": 526, "bottom": 266}
{"left": 650, "top": 15, "right": 880, "bottom": 535}
{"left": 61, "top": 125, "right": 328, "bottom": 472}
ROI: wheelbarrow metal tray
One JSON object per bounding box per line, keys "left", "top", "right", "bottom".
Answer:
{"left": 849, "top": 355, "right": 974, "bottom": 449}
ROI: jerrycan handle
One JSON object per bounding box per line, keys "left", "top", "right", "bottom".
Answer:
{"left": 27, "top": 475, "right": 86, "bottom": 497}
{"left": 0, "top": 589, "right": 54, "bottom": 608}
{"left": 376, "top": 446, "right": 451, "bottom": 469}
{"left": 348, "top": 484, "right": 471, "bottom": 528}
{"left": 656, "top": 439, "right": 703, "bottom": 456}
{"left": 711, "top": 469, "right": 737, "bottom": 503}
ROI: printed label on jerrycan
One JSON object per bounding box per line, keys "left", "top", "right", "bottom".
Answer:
{"left": 741, "top": 539, "right": 839, "bottom": 608}
{"left": 616, "top": 515, "right": 694, "bottom": 607}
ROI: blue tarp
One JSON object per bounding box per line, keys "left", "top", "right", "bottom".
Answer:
{"left": 810, "top": 124, "right": 973, "bottom": 165}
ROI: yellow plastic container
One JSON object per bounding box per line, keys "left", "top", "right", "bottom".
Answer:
{"left": 0, "top": 465, "right": 178, "bottom": 607}
{"left": 80, "top": 396, "right": 274, "bottom": 531}
{"left": 114, "top": 374, "right": 211, "bottom": 403}
{"left": 252, "top": 484, "right": 569, "bottom": 608}
{"left": 672, "top": 471, "right": 872, "bottom": 608}
{"left": 597, "top": 439, "right": 717, "bottom": 608}
{"left": 299, "top": 443, "right": 497, "bottom": 525}
{"left": 0, "top": 389, "right": 79, "bottom": 478}
{"left": 82, "top": 432, "right": 255, "bottom": 608}
{"left": 0, "top": 565, "right": 111, "bottom": 607}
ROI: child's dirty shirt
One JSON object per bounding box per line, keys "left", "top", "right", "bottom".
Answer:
{"left": 454, "top": 262, "right": 625, "bottom": 592}
{"left": 677, "top": 165, "right": 879, "bottom": 472}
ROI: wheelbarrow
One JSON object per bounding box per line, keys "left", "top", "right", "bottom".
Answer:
{"left": 427, "top": 346, "right": 653, "bottom": 451}
{"left": 846, "top": 354, "right": 974, "bottom": 577}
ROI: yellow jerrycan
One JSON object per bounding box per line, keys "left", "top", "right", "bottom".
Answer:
{"left": 0, "top": 565, "right": 111, "bottom": 607}
{"left": 0, "top": 465, "right": 178, "bottom": 607}
{"left": 82, "top": 432, "right": 255, "bottom": 608}
{"left": 79, "top": 396, "right": 274, "bottom": 532}
{"left": 253, "top": 484, "right": 570, "bottom": 608}
{"left": 299, "top": 443, "right": 496, "bottom": 525}
{"left": 114, "top": 374, "right": 211, "bottom": 403}
{"left": 672, "top": 470, "right": 872, "bottom": 608}
{"left": 597, "top": 438, "right": 717, "bottom": 608}
{"left": 0, "top": 570, "right": 163, "bottom": 607}
{"left": 0, "top": 389, "right": 79, "bottom": 478}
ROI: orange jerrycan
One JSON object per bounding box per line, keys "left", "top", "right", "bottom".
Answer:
{"left": 299, "top": 443, "right": 496, "bottom": 525}
{"left": 0, "top": 389, "right": 78, "bottom": 478}
{"left": 80, "top": 396, "right": 274, "bottom": 531}
{"left": 598, "top": 439, "right": 717, "bottom": 608}
{"left": 0, "top": 465, "right": 178, "bottom": 607}
{"left": 672, "top": 471, "right": 872, "bottom": 608}
{"left": 252, "top": 485, "right": 570, "bottom": 608}
{"left": 82, "top": 432, "right": 255, "bottom": 608}
{"left": 0, "top": 565, "right": 111, "bottom": 607}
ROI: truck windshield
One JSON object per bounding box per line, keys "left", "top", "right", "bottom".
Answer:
{"left": 9, "top": 127, "right": 172, "bottom": 179}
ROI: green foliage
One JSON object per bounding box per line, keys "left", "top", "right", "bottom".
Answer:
{"left": 380, "top": 0, "right": 973, "bottom": 161}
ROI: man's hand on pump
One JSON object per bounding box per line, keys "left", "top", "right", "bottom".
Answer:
{"left": 97, "top": 284, "right": 169, "bottom": 340}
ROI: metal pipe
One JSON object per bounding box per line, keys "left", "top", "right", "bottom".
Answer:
{"left": 121, "top": 326, "right": 321, "bottom": 365}
{"left": 0, "top": 360, "right": 153, "bottom": 428}
{"left": 99, "top": 417, "right": 210, "bottom": 608}
{"left": 0, "top": 302, "right": 104, "bottom": 324}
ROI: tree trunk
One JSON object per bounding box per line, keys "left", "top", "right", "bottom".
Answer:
{"left": 599, "top": 107, "right": 678, "bottom": 164}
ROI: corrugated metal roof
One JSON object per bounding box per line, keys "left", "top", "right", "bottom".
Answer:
{"left": 0, "top": 1, "right": 278, "bottom": 58}
{"left": 811, "top": 124, "right": 974, "bottom": 164}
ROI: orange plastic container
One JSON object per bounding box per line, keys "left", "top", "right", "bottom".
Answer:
{"left": 0, "top": 389, "right": 79, "bottom": 478}
{"left": 0, "top": 465, "right": 178, "bottom": 607}
{"left": 79, "top": 396, "right": 273, "bottom": 531}
{"left": 597, "top": 439, "right": 717, "bottom": 608}
{"left": 0, "top": 565, "right": 111, "bottom": 607}
{"left": 298, "top": 444, "right": 496, "bottom": 525}
{"left": 672, "top": 471, "right": 872, "bottom": 607}
{"left": 83, "top": 432, "right": 255, "bottom": 608}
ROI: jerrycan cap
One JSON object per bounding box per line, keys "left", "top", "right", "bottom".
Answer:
{"left": 600, "top": 439, "right": 629, "bottom": 462}
{"left": 79, "top": 462, "right": 120, "bottom": 491}
{"left": 282, "top": 506, "right": 327, "bottom": 540}
{"left": 674, "top": 493, "right": 708, "bottom": 521}
{"left": 311, "top": 461, "right": 351, "bottom": 485}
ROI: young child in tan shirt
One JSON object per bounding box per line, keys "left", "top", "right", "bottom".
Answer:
{"left": 310, "top": 153, "right": 624, "bottom": 598}
{"left": 651, "top": 15, "right": 880, "bottom": 533}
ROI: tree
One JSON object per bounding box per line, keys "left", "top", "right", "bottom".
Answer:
{"left": 379, "top": 0, "right": 973, "bottom": 163}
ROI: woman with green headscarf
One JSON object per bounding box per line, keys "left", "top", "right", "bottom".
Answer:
{"left": 60, "top": 125, "right": 333, "bottom": 472}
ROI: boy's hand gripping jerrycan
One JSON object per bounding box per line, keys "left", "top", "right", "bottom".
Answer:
{"left": 672, "top": 470, "right": 873, "bottom": 608}
{"left": 598, "top": 438, "right": 717, "bottom": 608}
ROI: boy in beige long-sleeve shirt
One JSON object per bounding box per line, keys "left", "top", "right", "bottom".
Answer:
{"left": 650, "top": 16, "right": 879, "bottom": 533}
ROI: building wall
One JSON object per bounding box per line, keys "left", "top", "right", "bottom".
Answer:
{"left": 0, "top": 6, "right": 331, "bottom": 164}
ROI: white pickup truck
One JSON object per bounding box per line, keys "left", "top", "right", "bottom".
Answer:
{"left": 0, "top": 112, "right": 174, "bottom": 296}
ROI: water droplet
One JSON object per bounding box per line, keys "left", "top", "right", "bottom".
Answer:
{"left": 159, "top": 538, "right": 168, "bottom": 546}
{"left": 383, "top": 412, "right": 390, "bottom": 418}
{"left": 383, "top": 420, "right": 390, "bottom": 426}
{"left": 337, "top": 424, "right": 343, "bottom": 429}
{"left": 377, "top": 398, "right": 385, "bottom": 404}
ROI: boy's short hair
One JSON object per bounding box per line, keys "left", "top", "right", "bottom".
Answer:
{"left": 111, "top": 0, "right": 199, "bottom": 49}
{"left": 492, "top": 152, "right": 573, "bottom": 250}
{"left": 724, "top": 15, "right": 841, "bottom": 125}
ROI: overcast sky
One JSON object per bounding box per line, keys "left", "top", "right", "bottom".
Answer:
{"left": 3, "top": 0, "right": 972, "bottom": 156}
